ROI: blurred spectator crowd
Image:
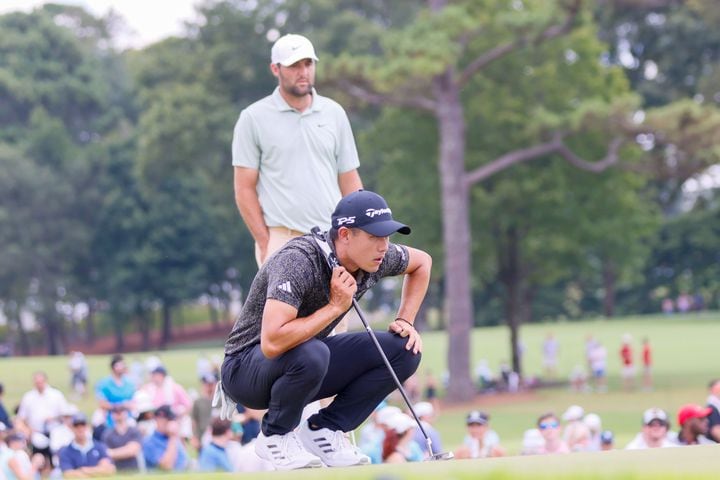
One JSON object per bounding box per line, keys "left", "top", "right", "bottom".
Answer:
{"left": 1, "top": 353, "right": 718, "bottom": 477}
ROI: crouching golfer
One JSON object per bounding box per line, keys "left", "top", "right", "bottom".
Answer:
{"left": 221, "top": 190, "right": 430, "bottom": 470}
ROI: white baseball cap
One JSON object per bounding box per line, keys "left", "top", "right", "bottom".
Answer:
{"left": 414, "top": 401, "right": 434, "bottom": 419}
{"left": 583, "top": 413, "right": 602, "bottom": 432}
{"left": 376, "top": 406, "right": 401, "bottom": 426}
{"left": 386, "top": 413, "right": 417, "bottom": 434}
{"left": 271, "top": 34, "right": 319, "bottom": 67}
{"left": 562, "top": 405, "right": 585, "bottom": 422}
{"left": 642, "top": 407, "right": 669, "bottom": 425}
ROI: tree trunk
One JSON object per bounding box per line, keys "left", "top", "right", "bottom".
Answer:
{"left": 498, "top": 227, "right": 524, "bottom": 377}
{"left": 434, "top": 69, "right": 475, "bottom": 402}
{"left": 602, "top": 258, "right": 617, "bottom": 317}
{"left": 113, "top": 311, "right": 124, "bottom": 352}
{"left": 11, "top": 312, "right": 31, "bottom": 356}
{"left": 84, "top": 300, "right": 96, "bottom": 346}
{"left": 208, "top": 299, "right": 219, "bottom": 330}
{"left": 161, "top": 303, "right": 173, "bottom": 347}
{"left": 43, "top": 314, "right": 63, "bottom": 356}
{"left": 138, "top": 308, "right": 152, "bottom": 351}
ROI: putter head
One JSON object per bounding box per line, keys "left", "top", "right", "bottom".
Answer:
{"left": 428, "top": 451, "right": 454, "bottom": 461}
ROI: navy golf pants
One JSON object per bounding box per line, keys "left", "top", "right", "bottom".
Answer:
{"left": 221, "top": 331, "right": 421, "bottom": 436}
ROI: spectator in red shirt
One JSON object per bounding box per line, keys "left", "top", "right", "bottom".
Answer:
{"left": 620, "top": 334, "right": 635, "bottom": 391}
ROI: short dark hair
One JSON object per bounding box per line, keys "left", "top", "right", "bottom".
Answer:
{"left": 537, "top": 412, "right": 557, "bottom": 427}
{"left": 211, "top": 418, "right": 231, "bottom": 437}
{"left": 709, "top": 379, "right": 720, "bottom": 389}
{"left": 328, "top": 227, "right": 339, "bottom": 242}
{"left": 0, "top": 383, "right": 4, "bottom": 395}
{"left": 110, "top": 354, "right": 124, "bottom": 369}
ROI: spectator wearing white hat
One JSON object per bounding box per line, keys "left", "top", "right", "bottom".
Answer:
{"left": 382, "top": 413, "right": 423, "bottom": 463}
{"left": 359, "top": 404, "right": 398, "bottom": 464}
{"left": 232, "top": 32, "right": 362, "bottom": 268}
{"left": 520, "top": 428, "right": 545, "bottom": 455}
{"left": 583, "top": 413, "right": 603, "bottom": 451}
{"left": 49, "top": 404, "right": 79, "bottom": 455}
{"left": 411, "top": 402, "right": 443, "bottom": 457}
{"left": 561, "top": 405, "right": 584, "bottom": 444}
{"left": 454, "top": 411, "right": 505, "bottom": 459}
{"left": 625, "top": 408, "right": 677, "bottom": 449}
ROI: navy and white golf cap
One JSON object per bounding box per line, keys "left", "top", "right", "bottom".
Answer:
{"left": 331, "top": 190, "right": 411, "bottom": 237}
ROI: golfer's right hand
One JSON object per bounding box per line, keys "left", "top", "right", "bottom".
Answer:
{"left": 329, "top": 266, "right": 356, "bottom": 312}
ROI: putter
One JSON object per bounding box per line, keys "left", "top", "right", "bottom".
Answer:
{"left": 311, "top": 228, "right": 454, "bottom": 461}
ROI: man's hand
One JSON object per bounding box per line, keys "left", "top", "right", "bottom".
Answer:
{"left": 166, "top": 420, "right": 180, "bottom": 437}
{"left": 328, "top": 267, "right": 356, "bottom": 313}
{"left": 388, "top": 319, "right": 422, "bottom": 354}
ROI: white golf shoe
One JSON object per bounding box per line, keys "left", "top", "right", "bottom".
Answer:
{"left": 254, "top": 431, "right": 323, "bottom": 470}
{"left": 298, "top": 420, "right": 371, "bottom": 467}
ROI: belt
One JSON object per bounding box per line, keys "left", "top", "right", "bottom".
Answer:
{"left": 269, "top": 226, "right": 305, "bottom": 237}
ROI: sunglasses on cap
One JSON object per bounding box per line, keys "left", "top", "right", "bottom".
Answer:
{"left": 539, "top": 421, "right": 559, "bottom": 430}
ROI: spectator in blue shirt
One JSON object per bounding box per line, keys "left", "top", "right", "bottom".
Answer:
{"left": 57, "top": 413, "right": 116, "bottom": 477}
{"left": 198, "top": 419, "right": 233, "bottom": 472}
{"left": 142, "top": 405, "right": 188, "bottom": 471}
{"left": 95, "top": 355, "right": 136, "bottom": 433}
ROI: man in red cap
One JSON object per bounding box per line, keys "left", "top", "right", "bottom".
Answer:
{"left": 676, "top": 404, "right": 714, "bottom": 445}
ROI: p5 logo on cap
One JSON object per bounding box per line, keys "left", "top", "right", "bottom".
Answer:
{"left": 336, "top": 216, "right": 356, "bottom": 226}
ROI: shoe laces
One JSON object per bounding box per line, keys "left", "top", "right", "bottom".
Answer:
{"left": 282, "top": 432, "right": 308, "bottom": 458}
{"left": 329, "top": 430, "right": 362, "bottom": 455}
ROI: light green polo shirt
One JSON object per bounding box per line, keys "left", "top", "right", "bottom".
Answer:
{"left": 232, "top": 87, "right": 360, "bottom": 232}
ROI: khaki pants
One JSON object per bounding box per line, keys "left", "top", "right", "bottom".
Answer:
{"left": 254, "top": 227, "right": 304, "bottom": 267}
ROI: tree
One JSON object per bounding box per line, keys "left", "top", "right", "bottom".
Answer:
{"left": 0, "top": 6, "right": 128, "bottom": 354}
{"left": 320, "top": 0, "right": 634, "bottom": 400}
{"left": 319, "top": 0, "right": 720, "bottom": 398}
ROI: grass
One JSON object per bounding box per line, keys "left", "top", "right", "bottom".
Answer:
{"left": 107, "top": 445, "right": 720, "bottom": 479}
{"left": 1, "top": 311, "right": 718, "bottom": 477}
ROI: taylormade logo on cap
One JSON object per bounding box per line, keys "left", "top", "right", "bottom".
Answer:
{"left": 331, "top": 190, "right": 411, "bottom": 237}
{"left": 271, "top": 34, "right": 319, "bottom": 67}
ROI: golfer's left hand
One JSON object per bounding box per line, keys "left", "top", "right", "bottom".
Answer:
{"left": 389, "top": 320, "right": 422, "bottom": 354}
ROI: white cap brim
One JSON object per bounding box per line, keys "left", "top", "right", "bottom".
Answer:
{"left": 277, "top": 48, "right": 318, "bottom": 66}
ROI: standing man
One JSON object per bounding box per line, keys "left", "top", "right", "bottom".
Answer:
{"left": 232, "top": 33, "right": 363, "bottom": 267}
{"left": 542, "top": 333, "right": 559, "bottom": 379}
{"left": 95, "top": 354, "right": 136, "bottom": 433}
{"left": 221, "top": 190, "right": 430, "bottom": 470}
{"left": 620, "top": 334, "right": 636, "bottom": 391}
{"left": 641, "top": 337, "right": 653, "bottom": 391}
